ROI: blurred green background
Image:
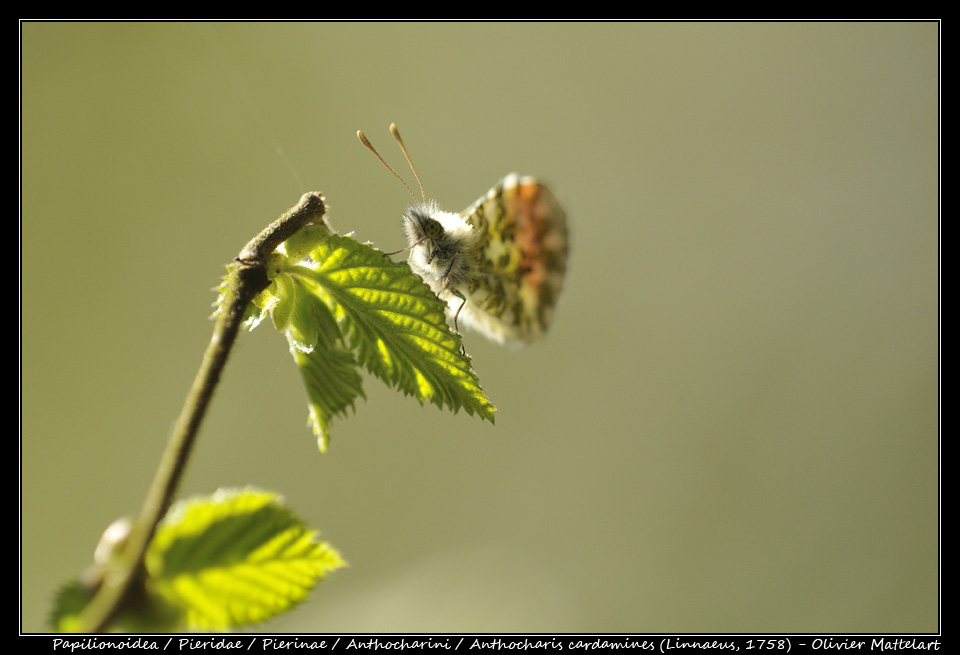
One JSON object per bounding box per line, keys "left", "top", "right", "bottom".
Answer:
{"left": 21, "top": 22, "right": 938, "bottom": 633}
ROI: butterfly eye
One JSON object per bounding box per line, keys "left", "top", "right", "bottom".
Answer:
{"left": 422, "top": 218, "right": 444, "bottom": 240}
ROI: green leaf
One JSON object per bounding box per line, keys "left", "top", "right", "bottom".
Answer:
{"left": 51, "top": 580, "right": 183, "bottom": 633}
{"left": 298, "top": 234, "right": 496, "bottom": 419}
{"left": 49, "top": 580, "right": 93, "bottom": 632}
{"left": 145, "top": 488, "right": 345, "bottom": 631}
{"left": 289, "top": 330, "right": 365, "bottom": 453}
{"left": 282, "top": 223, "right": 332, "bottom": 262}
{"left": 276, "top": 257, "right": 366, "bottom": 451}
{"left": 245, "top": 228, "right": 496, "bottom": 449}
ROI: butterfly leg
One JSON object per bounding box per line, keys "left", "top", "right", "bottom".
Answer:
{"left": 450, "top": 289, "right": 468, "bottom": 355}
{"left": 448, "top": 288, "right": 467, "bottom": 332}
{"left": 438, "top": 253, "right": 468, "bottom": 355}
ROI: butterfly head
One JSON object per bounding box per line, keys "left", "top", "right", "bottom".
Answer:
{"left": 403, "top": 203, "right": 445, "bottom": 243}
{"left": 403, "top": 202, "right": 478, "bottom": 281}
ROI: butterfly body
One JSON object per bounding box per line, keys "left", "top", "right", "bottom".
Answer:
{"left": 403, "top": 173, "right": 568, "bottom": 347}
{"left": 358, "top": 126, "right": 567, "bottom": 347}
{"left": 403, "top": 201, "right": 481, "bottom": 295}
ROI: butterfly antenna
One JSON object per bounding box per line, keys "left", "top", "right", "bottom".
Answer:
{"left": 389, "top": 123, "right": 426, "bottom": 203}
{"left": 382, "top": 235, "right": 426, "bottom": 257}
{"left": 357, "top": 129, "right": 417, "bottom": 202}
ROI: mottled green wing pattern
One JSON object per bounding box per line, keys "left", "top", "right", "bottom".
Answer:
{"left": 458, "top": 174, "right": 569, "bottom": 345}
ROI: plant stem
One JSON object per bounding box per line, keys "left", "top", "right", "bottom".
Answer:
{"left": 74, "top": 192, "right": 327, "bottom": 632}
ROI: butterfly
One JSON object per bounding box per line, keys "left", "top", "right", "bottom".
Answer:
{"left": 359, "top": 124, "right": 568, "bottom": 347}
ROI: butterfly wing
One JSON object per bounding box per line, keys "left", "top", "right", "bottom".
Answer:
{"left": 457, "top": 173, "right": 569, "bottom": 345}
